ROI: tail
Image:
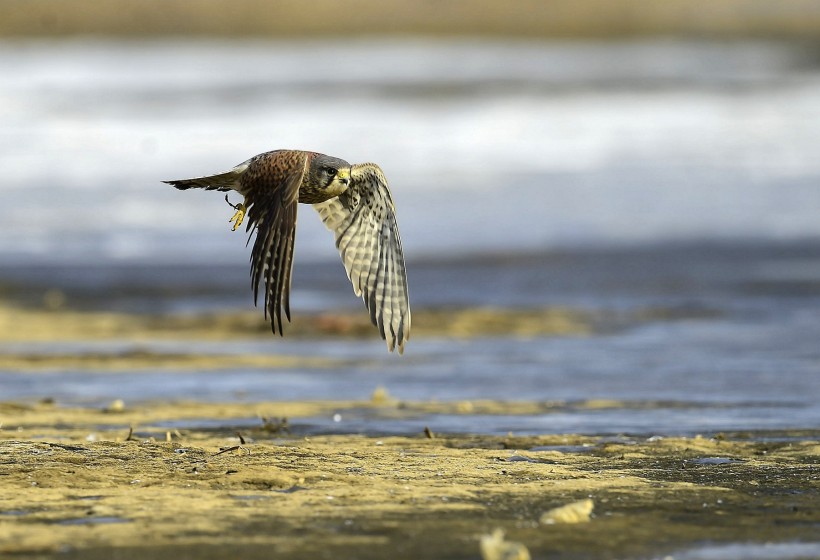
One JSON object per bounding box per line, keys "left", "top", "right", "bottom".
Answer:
{"left": 163, "top": 160, "right": 250, "bottom": 192}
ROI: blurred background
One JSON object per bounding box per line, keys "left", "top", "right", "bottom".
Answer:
{"left": 3, "top": 0, "right": 820, "bottom": 265}
{"left": 1, "top": 0, "right": 820, "bottom": 435}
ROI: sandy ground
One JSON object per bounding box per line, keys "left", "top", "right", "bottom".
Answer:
{"left": 1, "top": 304, "right": 818, "bottom": 558}
{"left": 2, "top": 0, "right": 819, "bottom": 39}
{"left": 0, "top": 303, "right": 591, "bottom": 344}
{"left": 1, "top": 399, "right": 819, "bottom": 559}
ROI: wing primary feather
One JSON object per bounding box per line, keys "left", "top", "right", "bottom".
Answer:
{"left": 382, "top": 232, "right": 396, "bottom": 352}
{"left": 363, "top": 210, "right": 382, "bottom": 323}
{"left": 268, "top": 204, "right": 295, "bottom": 335}
{"left": 266, "top": 208, "right": 280, "bottom": 331}
{"left": 282, "top": 210, "right": 295, "bottom": 322}
{"left": 251, "top": 212, "right": 273, "bottom": 310}
{"left": 385, "top": 228, "right": 400, "bottom": 352}
{"left": 266, "top": 210, "right": 281, "bottom": 333}
{"left": 274, "top": 209, "right": 288, "bottom": 334}
{"left": 376, "top": 231, "right": 389, "bottom": 341}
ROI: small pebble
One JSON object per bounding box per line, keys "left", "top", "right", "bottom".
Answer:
{"left": 480, "top": 529, "right": 530, "bottom": 560}
{"left": 540, "top": 499, "right": 594, "bottom": 525}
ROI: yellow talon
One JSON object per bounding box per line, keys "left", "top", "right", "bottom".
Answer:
{"left": 229, "top": 204, "right": 246, "bottom": 231}
{"left": 225, "top": 194, "right": 246, "bottom": 232}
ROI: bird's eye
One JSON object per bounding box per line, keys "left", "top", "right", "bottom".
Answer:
{"left": 325, "top": 167, "right": 337, "bottom": 176}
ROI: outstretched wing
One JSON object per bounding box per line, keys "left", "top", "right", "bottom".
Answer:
{"left": 313, "top": 163, "right": 411, "bottom": 353}
{"left": 243, "top": 150, "right": 307, "bottom": 335}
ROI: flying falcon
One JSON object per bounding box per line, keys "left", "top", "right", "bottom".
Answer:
{"left": 164, "top": 149, "right": 410, "bottom": 354}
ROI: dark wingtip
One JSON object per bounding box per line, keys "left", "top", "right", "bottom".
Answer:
{"left": 272, "top": 313, "right": 285, "bottom": 337}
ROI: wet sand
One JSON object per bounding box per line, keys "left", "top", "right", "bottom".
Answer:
{"left": 0, "top": 302, "right": 591, "bottom": 344}
{"left": 1, "top": 399, "right": 819, "bottom": 559}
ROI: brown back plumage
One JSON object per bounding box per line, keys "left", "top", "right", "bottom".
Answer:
{"left": 242, "top": 150, "right": 307, "bottom": 335}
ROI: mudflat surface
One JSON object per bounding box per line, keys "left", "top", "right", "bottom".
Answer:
{"left": 2, "top": 244, "right": 819, "bottom": 558}
{"left": 1, "top": 400, "right": 818, "bottom": 559}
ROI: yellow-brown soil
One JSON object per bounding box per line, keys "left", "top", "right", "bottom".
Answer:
{"left": 1, "top": 0, "right": 819, "bottom": 39}
{"left": 0, "top": 302, "right": 818, "bottom": 558}
{"left": 1, "top": 400, "right": 818, "bottom": 559}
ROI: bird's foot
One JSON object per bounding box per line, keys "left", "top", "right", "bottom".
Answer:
{"left": 225, "top": 195, "right": 247, "bottom": 232}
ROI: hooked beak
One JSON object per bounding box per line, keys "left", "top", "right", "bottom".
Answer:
{"left": 337, "top": 167, "right": 351, "bottom": 186}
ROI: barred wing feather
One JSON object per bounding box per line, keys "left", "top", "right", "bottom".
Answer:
{"left": 313, "top": 163, "right": 410, "bottom": 353}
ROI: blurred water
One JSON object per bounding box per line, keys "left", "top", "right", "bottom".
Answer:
{"left": 3, "top": 244, "right": 820, "bottom": 436}
{"left": 2, "top": 39, "right": 820, "bottom": 437}
{"left": 1, "top": 39, "right": 820, "bottom": 263}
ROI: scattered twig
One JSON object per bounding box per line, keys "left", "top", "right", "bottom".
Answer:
{"left": 215, "top": 445, "right": 250, "bottom": 456}
{"left": 215, "top": 446, "right": 240, "bottom": 455}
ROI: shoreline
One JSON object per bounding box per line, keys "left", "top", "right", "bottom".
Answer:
{"left": 0, "top": 302, "right": 594, "bottom": 347}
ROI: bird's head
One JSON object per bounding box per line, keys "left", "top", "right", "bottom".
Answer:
{"left": 309, "top": 153, "right": 352, "bottom": 198}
